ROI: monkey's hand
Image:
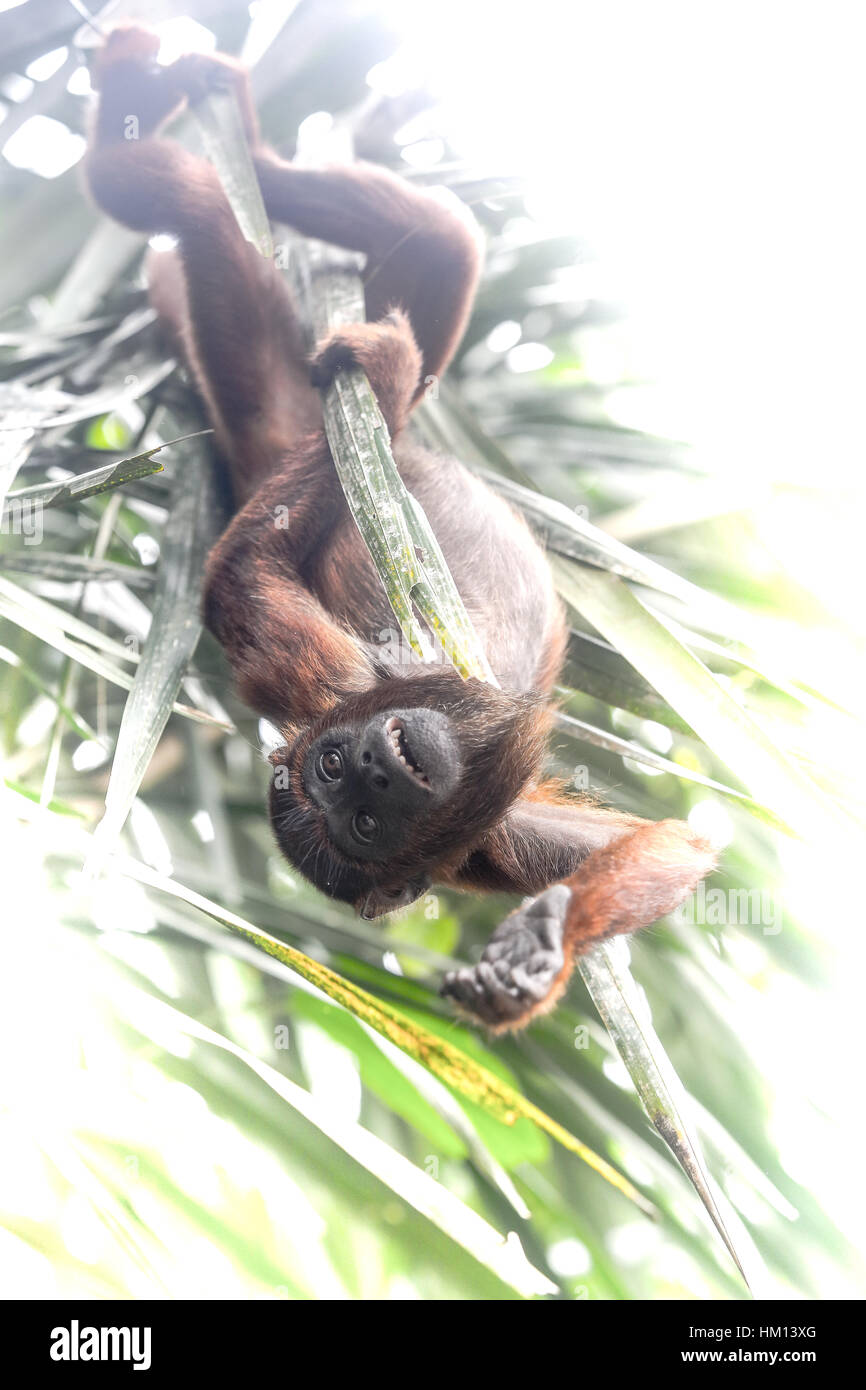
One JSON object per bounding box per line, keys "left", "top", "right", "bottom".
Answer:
{"left": 168, "top": 50, "right": 250, "bottom": 108}
{"left": 443, "top": 818, "right": 715, "bottom": 1034}
{"left": 441, "top": 883, "right": 571, "bottom": 1032}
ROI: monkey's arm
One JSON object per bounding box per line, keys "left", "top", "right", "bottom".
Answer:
{"left": 203, "top": 451, "right": 375, "bottom": 724}
{"left": 442, "top": 819, "right": 715, "bottom": 1032}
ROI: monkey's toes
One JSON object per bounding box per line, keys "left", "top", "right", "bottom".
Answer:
{"left": 310, "top": 316, "right": 421, "bottom": 397}
{"left": 309, "top": 331, "right": 366, "bottom": 392}
{"left": 442, "top": 883, "right": 571, "bottom": 1030}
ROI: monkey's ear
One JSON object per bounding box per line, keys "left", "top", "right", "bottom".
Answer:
{"left": 359, "top": 876, "right": 432, "bottom": 921}
{"left": 451, "top": 796, "right": 637, "bottom": 896}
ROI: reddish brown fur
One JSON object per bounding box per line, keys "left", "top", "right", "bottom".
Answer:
{"left": 480, "top": 820, "right": 717, "bottom": 1033}
{"left": 85, "top": 27, "right": 715, "bottom": 1031}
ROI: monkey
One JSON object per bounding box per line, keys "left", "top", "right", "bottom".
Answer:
{"left": 84, "top": 26, "right": 716, "bottom": 1033}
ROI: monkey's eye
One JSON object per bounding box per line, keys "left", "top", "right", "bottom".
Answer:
{"left": 352, "top": 808, "right": 379, "bottom": 843}
{"left": 317, "top": 749, "right": 343, "bottom": 781}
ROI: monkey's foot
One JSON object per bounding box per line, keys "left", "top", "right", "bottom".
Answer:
{"left": 310, "top": 313, "right": 422, "bottom": 435}
{"left": 99, "top": 25, "right": 160, "bottom": 66}
{"left": 92, "top": 24, "right": 161, "bottom": 86}
{"left": 442, "top": 883, "right": 571, "bottom": 1032}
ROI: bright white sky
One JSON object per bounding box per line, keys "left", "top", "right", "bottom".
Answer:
{"left": 378, "top": 0, "right": 865, "bottom": 484}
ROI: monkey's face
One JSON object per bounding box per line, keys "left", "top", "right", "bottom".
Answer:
{"left": 267, "top": 673, "right": 549, "bottom": 918}
{"left": 303, "top": 707, "right": 462, "bottom": 860}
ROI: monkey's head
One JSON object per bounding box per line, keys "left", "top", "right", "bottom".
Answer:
{"left": 267, "top": 671, "right": 549, "bottom": 917}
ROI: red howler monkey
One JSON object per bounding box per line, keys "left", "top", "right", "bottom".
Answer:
{"left": 84, "top": 26, "right": 715, "bottom": 1032}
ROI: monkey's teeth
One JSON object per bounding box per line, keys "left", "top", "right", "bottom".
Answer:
{"left": 385, "top": 719, "right": 429, "bottom": 785}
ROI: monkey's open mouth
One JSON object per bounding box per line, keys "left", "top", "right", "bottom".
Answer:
{"left": 385, "top": 716, "right": 430, "bottom": 787}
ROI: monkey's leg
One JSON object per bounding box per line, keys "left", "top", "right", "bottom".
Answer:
{"left": 254, "top": 152, "right": 482, "bottom": 398}
{"left": 442, "top": 820, "right": 716, "bottom": 1032}
{"left": 87, "top": 37, "right": 303, "bottom": 466}
{"left": 111, "top": 33, "right": 482, "bottom": 394}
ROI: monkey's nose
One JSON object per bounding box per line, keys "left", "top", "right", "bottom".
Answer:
{"left": 359, "top": 749, "right": 389, "bottom": 790}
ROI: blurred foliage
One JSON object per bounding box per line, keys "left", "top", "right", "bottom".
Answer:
{"left": 0, "top": 0, "right": 862, "bottom": 1300}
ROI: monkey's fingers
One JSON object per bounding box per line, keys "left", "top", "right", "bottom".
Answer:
{"left": 168, "top": 52, "right": 247, "bottom": 106}
{"left": 442, "top": 883, "right": 571, "bottom": 1033}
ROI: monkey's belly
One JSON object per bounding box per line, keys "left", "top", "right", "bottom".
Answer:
{"left": 311, "top": 444, "right": 560, "bottom": 693}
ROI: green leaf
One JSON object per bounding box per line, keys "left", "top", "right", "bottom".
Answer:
{"left": 551, "top": 555, "right": 846, "bottom": 843}
{"left": 578, "top": 938, "right": 757, "bottom": 1289}
{"left": 0, "top": 642, "right": 94, "bottom": 740}
{"left": 0, "top": 553, "right": 154, "bottom": 590}
{"left": 4, "top": 443, "right": 170, "bottom": 512}
{"left": 189, "top": 91, "right": 274, "bottom": 258}
{"left": 291, "top": 993, "right": 469, "bottom": 1158}
{"left": 134, "top": 986, "right": 556, "bottom": 1297}
{"left": 552, "top": 708, "right": 782, "bottom": 820}
{"left": 86, "top": 430, "right": 220, "bottom": 869}
{"left": 0, "top": 574, "right": 228, "bottom": 730}
{"left": 43, "top": 219, "right": 144, "bottom": 328}
{"left": 108, "top": 843, "right": 651, "bottom": 1214}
